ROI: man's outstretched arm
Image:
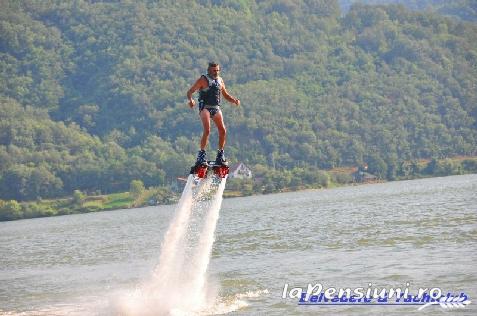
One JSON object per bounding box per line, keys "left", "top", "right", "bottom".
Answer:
{"left": 221, "top": 83, "right": 240, "bottom": 106}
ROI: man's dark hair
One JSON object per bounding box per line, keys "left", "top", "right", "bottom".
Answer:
{"left": 208, "top": 62, "right": 219, "bottom": 68}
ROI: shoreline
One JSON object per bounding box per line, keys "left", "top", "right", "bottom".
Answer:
{"left": 1, "top": 156, "right": 476, "bottom": 222}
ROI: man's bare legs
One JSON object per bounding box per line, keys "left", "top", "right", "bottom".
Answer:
{"left": 211, "top": 110, "right": 226, "bottom": 150}
{"left": 197, "top": 109, "right": 227, "bottom": 164}
{"left": 199, "top": 109, "right": 211, "bottom": 150}
{"left": 199, "top": 109, "right": 226, "bottom": 150}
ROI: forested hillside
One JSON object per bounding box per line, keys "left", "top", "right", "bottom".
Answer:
{"left": 339, "top": 0, "right": 477, "bottom": 22}
{"left": 1, "top": 0, "right": 476, "bottom": 201}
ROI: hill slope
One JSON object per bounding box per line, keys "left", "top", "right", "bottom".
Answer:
{"left": 339, "top": 0, "right": 477, "bottom": 22}
{"left": 0, "top": 0, "right": 476, "bottom": 200}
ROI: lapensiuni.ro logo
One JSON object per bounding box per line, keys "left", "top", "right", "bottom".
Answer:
{"left": 282, "top": 282, "right": 471, "bottom": 310}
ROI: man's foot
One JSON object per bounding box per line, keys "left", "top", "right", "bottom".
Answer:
{"left": 196, "top": 149, "right": 207, "bottom": 165}
{"left": 215, "top": 149, "right": 227, "bottom": 165}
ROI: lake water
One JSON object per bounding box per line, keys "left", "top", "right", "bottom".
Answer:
{"left": 1, "top": 174, "right": 476, "bottom": 315}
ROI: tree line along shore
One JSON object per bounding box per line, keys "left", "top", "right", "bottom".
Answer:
{"left": 1, "top": 156, "right": 475, "bottom": 222}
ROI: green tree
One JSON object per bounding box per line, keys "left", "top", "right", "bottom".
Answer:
{"left": 130, "top": 180, "right": 145, "bottom": 199}
{"left": 0, "top": 200, "right": 22, "bottom": 221}
{"left": 73, "top": 190, "right": 85, "bottom": 204}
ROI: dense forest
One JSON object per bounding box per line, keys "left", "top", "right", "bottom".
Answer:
{"left": 1, "top": 0, "right": 476, "bottom": 201}
{"left": 340, "top": 0, "right": 477, "bottom": 21}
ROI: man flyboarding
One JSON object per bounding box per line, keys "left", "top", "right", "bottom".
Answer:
{"left": 187, "top": 62, "right": 240, "bottom": 167}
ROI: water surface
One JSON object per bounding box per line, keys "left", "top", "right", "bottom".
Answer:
{"left": 1, "top": 174, "right": 476, "bottom": 315}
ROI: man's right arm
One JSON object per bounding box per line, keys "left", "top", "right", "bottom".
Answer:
{"left": 187, "top": 77, "right": 206, "bottom": 108}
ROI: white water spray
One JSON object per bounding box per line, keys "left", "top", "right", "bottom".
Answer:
{"left": 186, "top": 178, "right": 226, "bottom": 310}
{"left": 117, "top": 174, "right": 227, "bottom": 315}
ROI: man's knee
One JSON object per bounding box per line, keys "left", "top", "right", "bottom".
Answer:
{"left": 218, "top": 126, "right": 226, "bottom": 136}
{"left": 203, "top": 127, "right": 211, "bottom": 137}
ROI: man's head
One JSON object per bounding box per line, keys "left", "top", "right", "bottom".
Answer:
{"left": 207, "top": 62, "right": 220, "bottom": 79}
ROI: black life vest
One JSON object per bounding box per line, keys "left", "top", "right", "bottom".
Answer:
{"left": 198, "top": 74, "right": 223, "bottom": 106}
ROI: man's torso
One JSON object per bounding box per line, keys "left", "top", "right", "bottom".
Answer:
{"left": 199, "top": 74, "right": 223, "bottom": 106}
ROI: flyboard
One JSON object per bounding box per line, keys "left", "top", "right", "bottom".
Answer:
{"left": 189, "top": 160, "right": 229, "bottom": 200}
{"left": 190, "top": 160, "right": 229, "bottom": 181}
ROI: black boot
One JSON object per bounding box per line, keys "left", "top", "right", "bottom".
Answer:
{"left": 196, "top": 149, "right": 207, "bottom": 165}
{"left": 215, "top": 149, "right": 227, "bottom": 165}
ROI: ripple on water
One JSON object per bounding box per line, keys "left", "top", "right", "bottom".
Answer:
{"left": 1, "top": 174, "right": 476, "bottom": 315}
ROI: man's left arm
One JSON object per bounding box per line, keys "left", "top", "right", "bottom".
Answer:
{"left": 222, "top": 82, "right": 240, "bottom": 106}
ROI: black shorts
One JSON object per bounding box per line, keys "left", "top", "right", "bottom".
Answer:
{"left": 199, "top": 103, "right": 221, "bottom": 117}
